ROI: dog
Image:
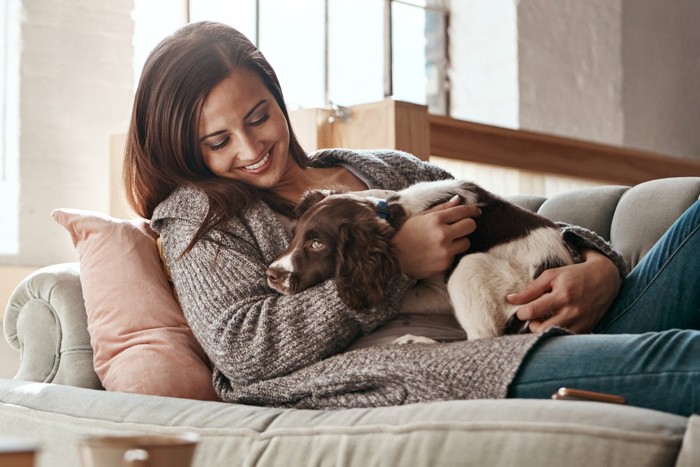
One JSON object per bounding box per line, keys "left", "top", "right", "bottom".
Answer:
{"left": 266, "top": 179, "right": 574, "bottom": 339}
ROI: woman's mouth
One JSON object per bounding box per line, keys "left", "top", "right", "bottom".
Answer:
{"left": 240, "top": 151, "right": 272, "bottom": 174}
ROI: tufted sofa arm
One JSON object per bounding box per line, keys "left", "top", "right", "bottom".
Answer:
{"left": 3, "top": 262, "right": 102, "bottom": 389}
{"left": 3, "top": 177, "right": 700, "bottom": 386}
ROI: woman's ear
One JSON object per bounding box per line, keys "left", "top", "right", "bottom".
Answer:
{"left": 334, "top": 220, "right": 398, "bottom": 311}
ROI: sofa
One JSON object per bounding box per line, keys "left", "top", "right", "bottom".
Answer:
{"left": 2, "top": 177, "right": 699, "bottom": 467}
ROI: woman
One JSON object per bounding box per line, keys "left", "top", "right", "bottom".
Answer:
{"left": 124, "top": 21, "right": 699, "bottom": 414}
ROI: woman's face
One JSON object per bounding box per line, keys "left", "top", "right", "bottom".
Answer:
{"left": 199, "top": 68, "right": 292, "bottom": 190}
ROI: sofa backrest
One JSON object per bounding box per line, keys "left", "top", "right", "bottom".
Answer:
{"left": 508, "top": 177, "right": 700, "bottom": 270}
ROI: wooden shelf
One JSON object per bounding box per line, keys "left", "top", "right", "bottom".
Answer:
{"left": 291, "top": 98, "right": 700, "bottom": 186}
{"left": 429, "top": 114, "right": 700, "bottom": 185}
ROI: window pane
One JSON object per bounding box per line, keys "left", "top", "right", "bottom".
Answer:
{"left": 396, "top": 0, "right": 427, "bottom": 7}
{"left": 394, "top": 0, "right": 448, "bottom": 10}
{"left": 259, "top": 0, "right": 325, "bottom": 108}
{"left": 189, "top": 0, "right": 257, "bottom": 44}
{"left": 392, "top": 2, "right": 427, "bottom": 105}
{"left": 328, "top": 0, "right": 384, "bottom": 106}
{"left": 392, "top": 1, "right": 447, "bottom": 114}
{"left": 132, "top": 0, "right": 188, "bottom": 85}
{"left": 424, "top": 8, "right": 447, "bottom": 114}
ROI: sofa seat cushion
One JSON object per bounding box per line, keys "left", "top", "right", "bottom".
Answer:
{"left": 0, "top": 379, "right": 687, "bottom": 467}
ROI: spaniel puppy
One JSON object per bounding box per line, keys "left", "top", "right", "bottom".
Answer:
{"left": 266, "top": 179, "right": 573, "bottom": 339}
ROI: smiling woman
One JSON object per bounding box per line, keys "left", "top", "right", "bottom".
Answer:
{"left": 197, "top": 71, "right": 291, "bottom": 187}
{"left": 124, "top": 22, "right": 366, "bottom": 255}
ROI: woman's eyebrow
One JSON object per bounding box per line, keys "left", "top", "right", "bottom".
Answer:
{"left": 199, "top": 99, "right": 268, "bottom": 142}
{"left": 244, "top": 99, "right": 268, "bottom": 120}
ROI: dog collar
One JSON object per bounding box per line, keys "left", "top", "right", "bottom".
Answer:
{"left": 375, "top": 200, "right": 389, "bottom": 220}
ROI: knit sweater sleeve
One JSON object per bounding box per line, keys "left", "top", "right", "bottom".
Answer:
{"left": 152, "top": 190, "right": 416, "bottom": 389}
{"left": 558, "top": 222, "right": 628, "bottom": 279}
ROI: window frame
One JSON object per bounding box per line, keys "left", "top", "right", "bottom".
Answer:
{"left": 183, "top": 0, "right": 450, "bottom": 113}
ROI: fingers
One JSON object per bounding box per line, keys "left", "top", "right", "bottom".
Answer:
{"left": 528, "top": 308, "right": 587, "bottom": 334}
{"left": 509, "top": 258, "right": 618, "bottom": 335}
{"left": 508, "top": 275, "right": 553, "bottom": 309}
{"left": 450, "top": 237, "right": 471, "bottom": 256}
{"left": 394, "top": 195, "right": 481, "bottom": 279}
{"left": 438, "top": 204, "right": 482, "bottom": 225}
{"left": 515, "top": 291, "right": 558, "bottom": 322}
{"left": 510, "top": 273, "right": 564, "bottom": 328}
{"left": 513, "top": 277, "right": 588, "bottom": 332}
{"left": 423, "top": 194, "right": 462, "bottom": 212}
{"left": 417, "top": 200, "right": 480, "bottom": 251}
{"left": 423, "top": 197, "right": 482, "bottom": 222}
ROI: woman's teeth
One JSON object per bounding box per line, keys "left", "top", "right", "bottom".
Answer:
{"left": 243, "top": 152, "right": 270, "bottom": 171}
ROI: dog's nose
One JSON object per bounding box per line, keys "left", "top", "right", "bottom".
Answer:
{"left": 266, "top": 266, "right": 289, "bottom": 291}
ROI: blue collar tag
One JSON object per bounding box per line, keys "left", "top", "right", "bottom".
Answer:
{"left": 376, "top": 200, "right": 389, "bottom": 220}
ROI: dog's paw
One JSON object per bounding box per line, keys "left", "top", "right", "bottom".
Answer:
{"left": 392, "top": 334, "right": 437, "bottom": 345}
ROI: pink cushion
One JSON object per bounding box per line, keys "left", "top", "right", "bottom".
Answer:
{"left": 52, "top": 208, "right": 219, "bottom": 400}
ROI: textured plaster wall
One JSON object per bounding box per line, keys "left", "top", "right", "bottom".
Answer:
{"left": 449, "top": 0, "right": 699, "bottom": 160}
{"left": 622, "top": 0, "right": 700, "bottom": 159}
{"left": 1, "top": 0, "right": 134, "bottom": 267}
{"left": 517, "top": 0, "right": 625, "bottom": 146}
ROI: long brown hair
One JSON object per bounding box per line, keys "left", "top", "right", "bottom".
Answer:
{"left": 124, "top": 21, "right": 308, "bottom": 249}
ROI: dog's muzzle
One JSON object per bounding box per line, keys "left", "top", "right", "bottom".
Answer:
{"left": 266, "top": 265, "right": 297, "bottom": 294}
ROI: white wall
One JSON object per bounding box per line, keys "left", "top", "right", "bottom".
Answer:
{"left": 0, "top": 0, "right": 134, "bottom": 268}
{"left": 622, "top": 0, "right": 700, "bottom": 159}
{"left": 518, "top": 0, "right": 625, "bottom": 146}
{"left": 449, "top": 0, "right": 700, "bottom": 160}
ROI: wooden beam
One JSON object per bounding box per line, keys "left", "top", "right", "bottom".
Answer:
{"left": 428, "top": 114, "right": 700, "bottom": 185}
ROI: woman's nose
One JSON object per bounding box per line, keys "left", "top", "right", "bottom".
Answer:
{"left": 233, "top": 131, "right": 260, "bottom": 162}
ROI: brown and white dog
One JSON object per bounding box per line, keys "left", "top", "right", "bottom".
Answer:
{"left": 266, "top": 179, "right": 574, "bottom": 339}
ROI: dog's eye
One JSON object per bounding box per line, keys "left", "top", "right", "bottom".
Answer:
{"left": 308, "top": 240, "right": 325, "bottom": 251}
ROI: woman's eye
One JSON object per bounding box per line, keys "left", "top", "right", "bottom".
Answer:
{"left": 208, "top": 137, "right": 229, "bottom": 151}
{"left": 250, "top": 113, "right": 270, "bottom": 126}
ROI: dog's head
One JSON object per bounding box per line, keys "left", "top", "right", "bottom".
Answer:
{"left": 266, "top": 189, "right": 399, "bottom": 310}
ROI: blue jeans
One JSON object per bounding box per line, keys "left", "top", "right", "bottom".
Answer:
{"left": 509, "top": 200, "right": 700, "bottom": 416}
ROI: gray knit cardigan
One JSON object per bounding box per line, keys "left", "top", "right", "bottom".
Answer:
{"left": 151, "top": 149, "right": 626, "bottom": 409}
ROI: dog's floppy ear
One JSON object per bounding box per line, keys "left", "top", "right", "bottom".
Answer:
{"left": 334, "top": 219, "right": 398, "bottom": 311}
{"left": 294, "top": 190, "right": 331, "bottom": 219}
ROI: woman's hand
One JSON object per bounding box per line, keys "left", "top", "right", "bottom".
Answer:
{"left": 393, "top": 196, "right": 481, "bottom": 280}
{"left": 507, "top": 249, "right": 621, "bottom": 333}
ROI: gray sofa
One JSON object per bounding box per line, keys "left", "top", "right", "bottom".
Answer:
{"left": 2, "top": 177, "right": 699, "bottom": 467}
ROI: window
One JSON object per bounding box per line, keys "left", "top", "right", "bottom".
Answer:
{"left": 328, "top": 0, "right": 385, "bottom": 107}
{"left": 0, "top": 0, "right": 20, "bottom": 255}
{"left": 132, "top": 0, "right": 189, "bottom": 88}
{"left": 134, "top": 0, "right": 450, "bottom": 114}
{"left": 257, "top": 0, "right": 326, "bottom": 108}
{"left": 391, "top": 0, "right": 449, "bottom": 114}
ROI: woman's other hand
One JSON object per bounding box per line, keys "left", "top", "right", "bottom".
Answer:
{"left": 508, "top": 249, "right": 622, "bottom": 333}
{"left": 393, "top": 196, "right": 481, "bottom": 280}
